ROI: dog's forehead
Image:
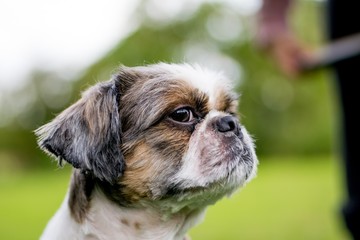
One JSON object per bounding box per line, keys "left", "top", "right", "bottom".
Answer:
{"left": 152, "top": 63, "right": 234, "bottom": 108}
{"left": 174, "top": 65, "right": 231, "bottom": 106}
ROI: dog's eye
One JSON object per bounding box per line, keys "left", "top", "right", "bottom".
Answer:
{"left": 169, "top": 108, "right": 195, "bottom": 123}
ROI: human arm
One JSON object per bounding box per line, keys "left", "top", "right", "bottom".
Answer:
{"left": 256, "top": 0, "right": 312, "bottom": 77}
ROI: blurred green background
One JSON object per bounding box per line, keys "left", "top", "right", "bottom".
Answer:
{"left": 0, "top": 0, "right": 351, "bottom": 239}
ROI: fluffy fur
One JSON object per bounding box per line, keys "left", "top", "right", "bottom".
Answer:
{"left": 36, "top": 63, "right": 258, "bottom": 240}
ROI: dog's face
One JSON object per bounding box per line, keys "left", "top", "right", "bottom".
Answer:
{"left": 36, "top": 63, "right": 257, "bottom": 209}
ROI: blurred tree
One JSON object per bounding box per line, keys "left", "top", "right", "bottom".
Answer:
{"left": 74, "top": 0, "right": 336, "bottom": 155}
{"left": 0, "top": 0, "right": 337, "bottom": 169}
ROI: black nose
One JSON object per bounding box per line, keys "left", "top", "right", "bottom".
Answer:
{"left": 215, "top": 116, "right": 238, "bottom": 133}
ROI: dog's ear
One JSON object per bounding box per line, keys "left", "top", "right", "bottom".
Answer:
{"left": 35, "top": 78, "right": 124, "bottom": 184}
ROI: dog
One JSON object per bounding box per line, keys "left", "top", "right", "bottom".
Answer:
{"left": 35, "top": 63, "right": 258, "bottom": 240}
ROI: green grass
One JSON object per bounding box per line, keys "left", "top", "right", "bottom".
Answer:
{"left": 0, "top": 156, "right": 351, "bottom": 240}
{"left": 190, "top": 156, "right": 350, "bottom": 240}
{"left": 0, "top": 166, "right": 72, "bottom": 240}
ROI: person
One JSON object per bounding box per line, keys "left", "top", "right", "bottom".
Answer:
{"left": 255, "top": 0, "right": 360, "bottom": 239}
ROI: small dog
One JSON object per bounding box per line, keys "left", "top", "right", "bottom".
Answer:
{"left": 36, "top": 63, "right": 258, "bottom": 240}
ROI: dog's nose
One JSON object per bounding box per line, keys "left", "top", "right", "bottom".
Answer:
{"left": 215, "top": 116, "right": 238, "bottom": 133}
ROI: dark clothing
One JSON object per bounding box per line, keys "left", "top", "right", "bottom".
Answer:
{"left": 326, "top": 1, "right": 360, "bottom": 238}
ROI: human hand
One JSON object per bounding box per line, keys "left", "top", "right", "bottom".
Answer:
{"left": 255, "top": 0, "right": 314, "bottom": 78}
{"left": 257, "top": 31, "right": 314, "bottom": 78}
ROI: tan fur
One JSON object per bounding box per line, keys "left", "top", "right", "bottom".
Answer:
{"left": 213, "top": 88, "right": 239, "bottom": 114}
{"left": 120, "top": 123, "right": 192, "bottom": 202}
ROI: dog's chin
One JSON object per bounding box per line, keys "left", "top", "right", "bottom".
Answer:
{"left": 159, "top": 160, "right": 255, "bottom": 214}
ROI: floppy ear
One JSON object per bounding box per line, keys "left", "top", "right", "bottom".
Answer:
{"left": 35, "top": 79, "right": 124, "bottom": 184}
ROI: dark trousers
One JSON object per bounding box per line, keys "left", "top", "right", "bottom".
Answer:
{"left": 326, "top": 1, "right": 360, "bottom": 239}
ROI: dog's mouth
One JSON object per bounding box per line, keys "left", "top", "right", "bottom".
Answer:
{"left": 163, "top": 125, "right": 257, "bottom": 201}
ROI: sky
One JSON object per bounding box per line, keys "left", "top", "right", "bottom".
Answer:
{"left": 0, "top": 0, "right": 260, "bottom": 92}
{"left": 0, "top": 0, "right": 139, "bottom": 91}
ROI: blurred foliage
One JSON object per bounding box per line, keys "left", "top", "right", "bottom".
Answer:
{"left": 0, "top": 0, "right": 338, "bottom": 168}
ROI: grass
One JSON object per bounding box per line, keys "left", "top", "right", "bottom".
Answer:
{"left": 0, "top": 156, "right": 351, "bottom": 240}
{"left": 0, "top": 167, "right": 72, "bottom": 240}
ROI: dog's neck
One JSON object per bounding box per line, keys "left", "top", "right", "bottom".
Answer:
{"left": 85, "top": 189, "right": 205, "bottom": 239}
{"left": 41, "top": 171, "right": 206, "bottom": 240}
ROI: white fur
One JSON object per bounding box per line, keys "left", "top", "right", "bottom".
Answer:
{"left": 40, "top": 193, "right": 81, "bottom": 240}
{"left": 171, "top": 110, "right": 257, "bottom": 190}
{"left": 41, "top": 189, "right": 205, "bottom": 240}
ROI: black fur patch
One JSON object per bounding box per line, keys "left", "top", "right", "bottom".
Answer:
{"left": 35, "top": 79, "right": 125, "bottom": 184}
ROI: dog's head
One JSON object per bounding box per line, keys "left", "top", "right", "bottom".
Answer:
{"left": 36, "top": 63, "right": 258, "bottom": 209}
